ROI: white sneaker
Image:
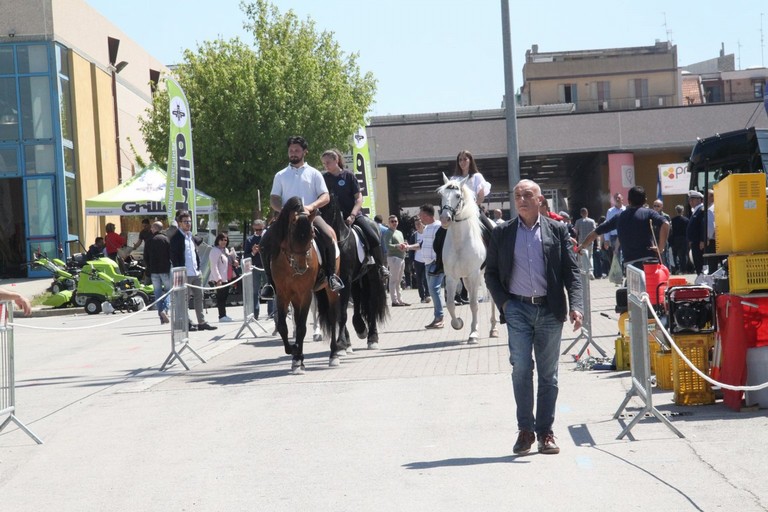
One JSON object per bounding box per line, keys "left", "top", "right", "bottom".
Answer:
{"left": 219, "top": 316, "right": 233, "bottom": 322}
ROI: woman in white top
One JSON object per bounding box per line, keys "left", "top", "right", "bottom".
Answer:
{"left": 451, "top": 150, "right": 491, "bottom": 205}
{"left": 432, "top": 150, "right": 496, "bottom": 275}
{"left": 209, "top": 232, "right": 239, "bottom": 322}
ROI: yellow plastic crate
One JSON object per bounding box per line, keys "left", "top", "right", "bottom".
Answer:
{"left": 714, "top": 173, "right": 768, "bottom": 253}
{"left": 654, "top": 350, "right": 674, "bottom": 390}
{"left": 728, "top": 253, "right": 768, "bottom": 294}
{"left": 615, "top": 336, "right": 630, "bottom": 371}
{"left": 672, "top": 333, "right": 715, "bottom": 405}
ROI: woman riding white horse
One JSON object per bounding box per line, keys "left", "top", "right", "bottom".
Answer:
{"left": 437, "top": 173, "right": 498, "bottom": 343}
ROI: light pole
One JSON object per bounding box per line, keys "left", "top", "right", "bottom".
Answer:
{"left": 108, "top": 37, "right": 128, "bottom": 183}
{"left": 501, "top": 0, "right": 520, "bottom": 215}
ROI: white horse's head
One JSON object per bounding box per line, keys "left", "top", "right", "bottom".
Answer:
{"left": 437, "top": 173, "right": 477, "bottom": 224}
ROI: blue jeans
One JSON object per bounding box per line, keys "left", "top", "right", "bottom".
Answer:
{"left": 426, "top": 262, "right": 444, "bottom": 320}
{"left": 504, "top": 298, "right": 563, "bottom": 435}
{"left": 150, "top": 273, "right": 172, "bottom": 316}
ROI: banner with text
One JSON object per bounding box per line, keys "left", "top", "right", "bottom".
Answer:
{"left": 165, "top": 78, "right": 196, "bottom": 223}
{"left": 351, "top": 125, "right": 376, "bottom": 217}
{"left": 658, "top": 162, "right": 690, "bottom": 196}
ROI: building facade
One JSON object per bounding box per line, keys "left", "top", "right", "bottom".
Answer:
{"left": 0, "top": 0, "right": 166, "bottom": 277}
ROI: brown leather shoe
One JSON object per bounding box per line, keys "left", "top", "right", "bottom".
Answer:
{"left": 425, "top": 318, "right": 444, "bottom": 329}
{"left": 537, "top": 432, "right": 560, "bottom": 454}
{"left": 513, "top": 430, "right": 536, "bottom": 455}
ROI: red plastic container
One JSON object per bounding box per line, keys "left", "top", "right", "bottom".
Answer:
{"left": 644, "top": 262, "right": 670, "bottom": 305}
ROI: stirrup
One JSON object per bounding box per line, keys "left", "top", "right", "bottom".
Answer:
{"left": 329, "top": 274, "right": 345, "bottom": 292}
{"left": 260, "top": 284, "right": 275, "bottom": 299}
{"left": 378, "top": 265, "right": 390, "bottom": 280}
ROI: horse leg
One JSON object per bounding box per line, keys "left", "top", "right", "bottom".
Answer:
{"left": 276, "top": 304, "right": 292, "bottom": 355}
{"left": 489, "top": 298, "right": 499, "bottom": 338}
{"left": 336, "top": 289, "right": 351, "bottom": 352}
{"left": 351, "top": 283, "right": 368, "bottom": 339}
{"left": 311, "top": 295, "right": 323, "bottom": 341}
{"left": 467, "top": 275, "right": 480, "bottom": 344}
{"left": 291, "top": 304, "right": 309, "bottom": 374}
{"left": 366, "top": 310, "right": 379, "bottom": 350}
{"left": 444, "top": 275, "right": 464, "bottom": 332}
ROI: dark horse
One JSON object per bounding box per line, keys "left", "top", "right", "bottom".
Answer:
{"left": 270, "top": 196, "right": 341, "bottom": 374}
{"left": 320, "top": 196, "right": 388, "bottom": 350}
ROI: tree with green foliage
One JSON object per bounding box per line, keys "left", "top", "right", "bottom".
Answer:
{"left": 139, "top": 0, "right": 376, "bottom": 225}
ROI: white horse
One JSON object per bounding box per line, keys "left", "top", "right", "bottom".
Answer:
{"left": 437, "top": 174, "right": 498, "bottom": 343}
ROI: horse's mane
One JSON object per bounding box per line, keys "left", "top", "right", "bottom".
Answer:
{"left": 272, "top": 196, "right": 313, "bottom": 246}
{"left": 320, "top": 192, "right": 348, "bottom": 237}
{"left": 437, "top": 179, "right": 483, "bottom": 239}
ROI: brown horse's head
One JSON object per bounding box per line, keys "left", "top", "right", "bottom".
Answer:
{"left": 272, "top": 196, "right": 315, "bottom": 253}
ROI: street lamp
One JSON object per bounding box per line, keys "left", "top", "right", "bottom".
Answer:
{"left": 108, "top": 36, "right": 128, "bottom": 183}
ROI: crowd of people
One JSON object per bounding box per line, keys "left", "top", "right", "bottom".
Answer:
{"left": 15, "top": 134, "right": 716, "bottom": 459}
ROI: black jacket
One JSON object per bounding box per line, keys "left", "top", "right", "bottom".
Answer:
{"left": 169, "top": 229, "right": 202, "bottom": 270}
{"left": 144, "top": 231, "right": 171, "bottom": 275}
{"left": 485, "top": 216, "right": 583, "bottom": 323}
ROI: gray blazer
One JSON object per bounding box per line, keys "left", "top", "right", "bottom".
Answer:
{"left": 484, "top": 216, "right": 583, "bottom": 323}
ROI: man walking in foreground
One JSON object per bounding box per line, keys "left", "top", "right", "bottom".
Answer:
{"left": 485, "top": 179, "right": 583, "bottom": 455}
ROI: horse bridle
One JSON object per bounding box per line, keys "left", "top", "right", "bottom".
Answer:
{"left": 282, "top": 211, "right": 313, "bottom": 276}
{"left": 440, "top": 189, "right": 466, "bottom": 222}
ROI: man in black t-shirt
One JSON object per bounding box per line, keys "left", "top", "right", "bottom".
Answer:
{"left": 579, "top": 186, "right": 669, "bottom": 269}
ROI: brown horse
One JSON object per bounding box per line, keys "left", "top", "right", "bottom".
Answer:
{"left": 270, "top": 196, "right": 341, "bottom": 374}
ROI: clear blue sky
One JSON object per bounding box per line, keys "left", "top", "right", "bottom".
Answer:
{"left": 87, "top": 0, "right": 766, "bottom": 117}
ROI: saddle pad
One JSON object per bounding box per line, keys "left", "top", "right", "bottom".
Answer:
{"left": 352, "top": 229, "right": 365, "bottom": 263}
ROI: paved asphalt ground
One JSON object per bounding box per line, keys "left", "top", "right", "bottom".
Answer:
{"left": 1, "top": 275, "right": 768, "bottom": 511}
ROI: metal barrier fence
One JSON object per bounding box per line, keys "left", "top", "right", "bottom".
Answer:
{"left": 160, "top": 267, "right": 206, "bottom": 371}
{"left": 562, "top": 250, "right": 609, "bottom": 358}
{"left": 0, "top": 301, "right": 43, "bottom": 444}
{"left": 613, "top": 265, "right": 684, "bottom": 439}
{"left": 235, "top": 257, "right": 267, "bottom": 339}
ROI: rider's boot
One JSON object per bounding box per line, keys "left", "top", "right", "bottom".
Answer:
{"left": 325, "top": 240, "right": 344, "bottom": 293}
{"left": 259, "top": 248, "right": 275, "bottom": 299}
{"left": 372, "top": 245, "right": 389, "bottom": 282}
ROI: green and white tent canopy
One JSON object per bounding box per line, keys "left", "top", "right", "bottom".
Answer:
{"left": 84, "top": 163, "right": 215, "bottom": 216}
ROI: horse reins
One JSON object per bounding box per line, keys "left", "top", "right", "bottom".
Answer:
{"left": 282, "top": 211, "right": 314, "bottom": 276}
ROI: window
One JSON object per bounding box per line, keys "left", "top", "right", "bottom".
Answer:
{"left": 24, "top": 144, "right": 55, "bottom": 174}
{"left": 628, "top": 78, "right": 649, "bottom": 107}
{"left": 754, "top": 80, "right": 766, "bottom": 99}
{"left": 0, "top": 76, "right": 19, "bottom": 141}
{"left": 19, "top": 76, "right": 53, "bottom": 140}
{"left": 558, "top": 83, "right": 578, "bottom": 104}
{"left": 0, "top": 47, "right": 13, "bottom": 75}
{"left": 0, "top": 147, "right": 18, "bottom": 176}
{"left": 26, "top": 178, "right": 55, "bottom": 236}
{"left": 17, "top": 45, "right": 48, "bottom": 74}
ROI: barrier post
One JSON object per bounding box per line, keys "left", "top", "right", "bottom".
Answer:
{"left": 0, "top": 301, "right": 43, "bottom": 444}
{"left": 613, "top": 265, "right": 684, "bottom": 439}
{"left": 160, "top": 267, "right": 206, "bottom": 371}
{"left": 562, "top": 250, "right": 608, "bottom": 357}
{"left": 235, "top": 258, "right": 267, "bottom": 339}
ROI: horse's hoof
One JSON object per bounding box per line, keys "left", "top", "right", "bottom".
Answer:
{"left": 346, "top": 346, "right": 354, "bottom": 354}
{"left": 313, "top": 334, "right": 323, "bottom": 342}
{"left": 468, "top": 337, "right": 479, "bottom": 345}
{"left": 291, "top": 362, "right": 305, "bottom": 375}
{"left": 451, "top": 318, "right": 463, "bottom": 330}
{"left": 490, "top": 328, "right": 499, "bottom": 338}
{"left": 356, "top": 328, "right": 368, "bottom": 340}
{"left": 329, "top": 356, "right": 340, "bottom": 367}
{"left": 367, "top": 342, "right": 379, "bottom": 350}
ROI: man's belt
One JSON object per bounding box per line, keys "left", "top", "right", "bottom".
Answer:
{"left": 510, "top": 293, "right": 547, "bottom": 305}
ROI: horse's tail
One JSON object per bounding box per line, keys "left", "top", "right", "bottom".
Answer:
{"left": 358, "top": 271, "right": 388, "bottom": 324}
{"left": 313, "top": 288, "right": 339, "bottom": 337}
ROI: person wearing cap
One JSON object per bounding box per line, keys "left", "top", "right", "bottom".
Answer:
{"left": 670, "top": 204, "right": 691, "bottom": 274}
{"left": 686, "top": 190, "right": 706, "bottom": 274}
{"left": 578, "top": 186, "right": 669, "bottom": 270}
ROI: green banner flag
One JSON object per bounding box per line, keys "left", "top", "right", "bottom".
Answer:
{"left": 351, "top": 125, "right": 376, "bottom": 217}
{"left": 165, "top": 78, "right": 196, "bottom": 223}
